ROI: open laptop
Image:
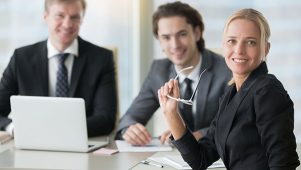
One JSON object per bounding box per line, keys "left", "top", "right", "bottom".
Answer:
{"left": 10, "top": 96, "right": 108, "bottom": 152}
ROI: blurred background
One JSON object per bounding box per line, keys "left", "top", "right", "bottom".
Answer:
{"left": 0, "top": 0, "right": 300, "bottom": 141}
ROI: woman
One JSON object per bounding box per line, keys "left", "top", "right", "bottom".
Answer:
{"left": 158, "top": 8, "right": 300, "bottom": 170}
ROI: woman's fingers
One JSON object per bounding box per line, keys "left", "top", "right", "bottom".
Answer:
{"left": 158, "top": 79, "right": 180, "bottom": 108}
{"left": 172, "top": 79, "right": 179, "bottom": 98}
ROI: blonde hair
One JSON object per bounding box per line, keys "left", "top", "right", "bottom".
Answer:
{"left": 45, "top": 0, "right": 86, "bottom": 13}
{"left": 223, "top": 8, "right": 271, "bottom": 85}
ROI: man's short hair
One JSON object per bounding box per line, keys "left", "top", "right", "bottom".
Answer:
{"left": 44, "top": 0, "right": 86, "bottom": 13}
{"left": 153, "top": 1, "right": 205, "bottom": 52}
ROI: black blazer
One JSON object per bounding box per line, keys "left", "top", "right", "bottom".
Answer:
{"left": 0, "top": 37, "right": 117, "bottom": 137}
{"left": 116, "top": 49, "right": 231, "bottom": 139}
{"left": 173, "top": 62, "right": 300, "bottom": 170}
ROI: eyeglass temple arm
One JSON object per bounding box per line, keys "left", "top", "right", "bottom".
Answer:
{"left": 167, "top": 95, "right": 193, "bottom": 105}
{"left": 189, "top": 68, "right": 207, "bottom": 101}
{"left": 174, "top": 66, "right": 194, "bottom": 80}
{"left": 167, "top": 66, "right": 194, "bottom": 102}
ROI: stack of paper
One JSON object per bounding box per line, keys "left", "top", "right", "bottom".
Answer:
{"left": 115, "top": 139, "right": 172, "bottom": 152}
{"left": 149, "top": 155, "right": 225, "bottom": 169}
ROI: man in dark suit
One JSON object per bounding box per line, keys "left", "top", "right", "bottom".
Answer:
{"left": 115, "top": 1, "right": 231, "bottom": 145}
{"left": 0, "top": 0, "right": 117, "bottom": 137}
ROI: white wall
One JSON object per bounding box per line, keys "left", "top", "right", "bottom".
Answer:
{"left": 80, "top": 0, "right": 134, "bottom": 115}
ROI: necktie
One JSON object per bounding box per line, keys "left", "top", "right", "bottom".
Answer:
{"left": 55, "top": 53, "right": 69, "bottom": 97}
{"left": 179, "top": 78, "right": 194, "bottom": 130}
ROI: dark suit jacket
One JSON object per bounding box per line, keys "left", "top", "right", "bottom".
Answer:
{"left": 0, "top": 37, "right": 117, "bottom": 137}
{"left": 116, "top": 49, "right": 231, "bottom": 139}
{"left": 172, "top": 62, "right": 300, "bottom": 170}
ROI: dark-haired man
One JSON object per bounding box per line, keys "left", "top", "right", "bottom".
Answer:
{"left": 116, "top": 1, "right": 230, "bottom": 145}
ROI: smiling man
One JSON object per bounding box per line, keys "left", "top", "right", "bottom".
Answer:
{"left": 0, "top": 0, "right": 117, "bottom": 137}
{"left": 116, "top": 1, "right": 231, "bottom": 145}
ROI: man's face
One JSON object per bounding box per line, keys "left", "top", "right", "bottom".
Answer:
{"left": 44, "top": 1, "right": 84, "bottom": 52}
{"left": 157, "top": 16, "right": 201, "bottom": 69}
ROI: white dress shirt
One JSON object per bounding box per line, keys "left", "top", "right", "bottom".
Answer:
{"left": 47, "top": 39, "right": 79, "bottom": 96}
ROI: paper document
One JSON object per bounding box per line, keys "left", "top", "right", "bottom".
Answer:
{"left": 115, "top": 139, "right": 172, "bottom": 152}
{"left": 149, "top": 155, "right": 225, "bottom": 169}
{"left": 0, "top": 131, "right": 12, "bottom": 144}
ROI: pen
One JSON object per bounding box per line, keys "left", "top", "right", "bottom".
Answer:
{"left": 140, "top": 160, "right": 164, "bottom": 168}
{"left": 151, "top": 136, "right": 161, "bottom": 140}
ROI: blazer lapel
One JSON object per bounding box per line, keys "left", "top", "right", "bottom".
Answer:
{"left": 196, "top": 71, "right": 212, "bottom": 123}
{"left": 69, "top": 38, "right": 86, "bottom": 97}
{"left": 36, "top": 41, "right": 49, "bottom": 96}
{"left": 218, "top": 87, "right": 248, "bottom": 153}
{"left": 196, "top": 50, "right": 213, "bottom": 119}
{"left": 214, "top": 87, "right": 233, "bottom": 164}
{"left": 168, "top": 64, "right": 177, "bottom": 79}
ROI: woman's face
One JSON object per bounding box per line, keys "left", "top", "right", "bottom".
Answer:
{"left": 223, "top": 18, "right": 263, "bottom": 79}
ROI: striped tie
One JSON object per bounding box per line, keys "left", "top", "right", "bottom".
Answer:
{"left": 55, "top": 53, "right": 69, "bottom": 97}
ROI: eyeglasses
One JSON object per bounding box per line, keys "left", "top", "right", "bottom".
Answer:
{"left": 167, "top": 66, "right": 207, "bottom": 105}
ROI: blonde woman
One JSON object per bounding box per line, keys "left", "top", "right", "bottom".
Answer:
{"left": 158, "top": 8, "right": 300, "bottom": 170}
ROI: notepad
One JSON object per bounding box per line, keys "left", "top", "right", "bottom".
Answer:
{"left": 115, "top": 139, "right": 172, "bottom": 152}
{"left": 164, "top": 155, "right": 190, "bottom": 168}
{"left": 149, "top": 155, "right": 225, "bottom": 169}
{"left": 93, "top": 148, "right": 119, "bottom": 155}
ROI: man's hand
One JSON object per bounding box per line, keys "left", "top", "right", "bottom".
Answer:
{"left": 122, "top": 123, "right": 152, "bottom": 146}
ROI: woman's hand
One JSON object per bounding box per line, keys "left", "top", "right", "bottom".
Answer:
{"left": 158, "top": 79, "right": 186, "bottom": 140}
{"left": 158, "top": 79, "right": 179, "bottom": 115}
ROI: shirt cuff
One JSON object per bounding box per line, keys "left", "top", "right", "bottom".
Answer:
{"left": 199, "top": 127, "right": 209, "bottom": 137}
{"left": 5, "top": 123, "right": 14, "bottom": 136}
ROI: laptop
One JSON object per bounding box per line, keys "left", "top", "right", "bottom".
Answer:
{"left": 10, "top": 96, "right": 108, "bottom": 152}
